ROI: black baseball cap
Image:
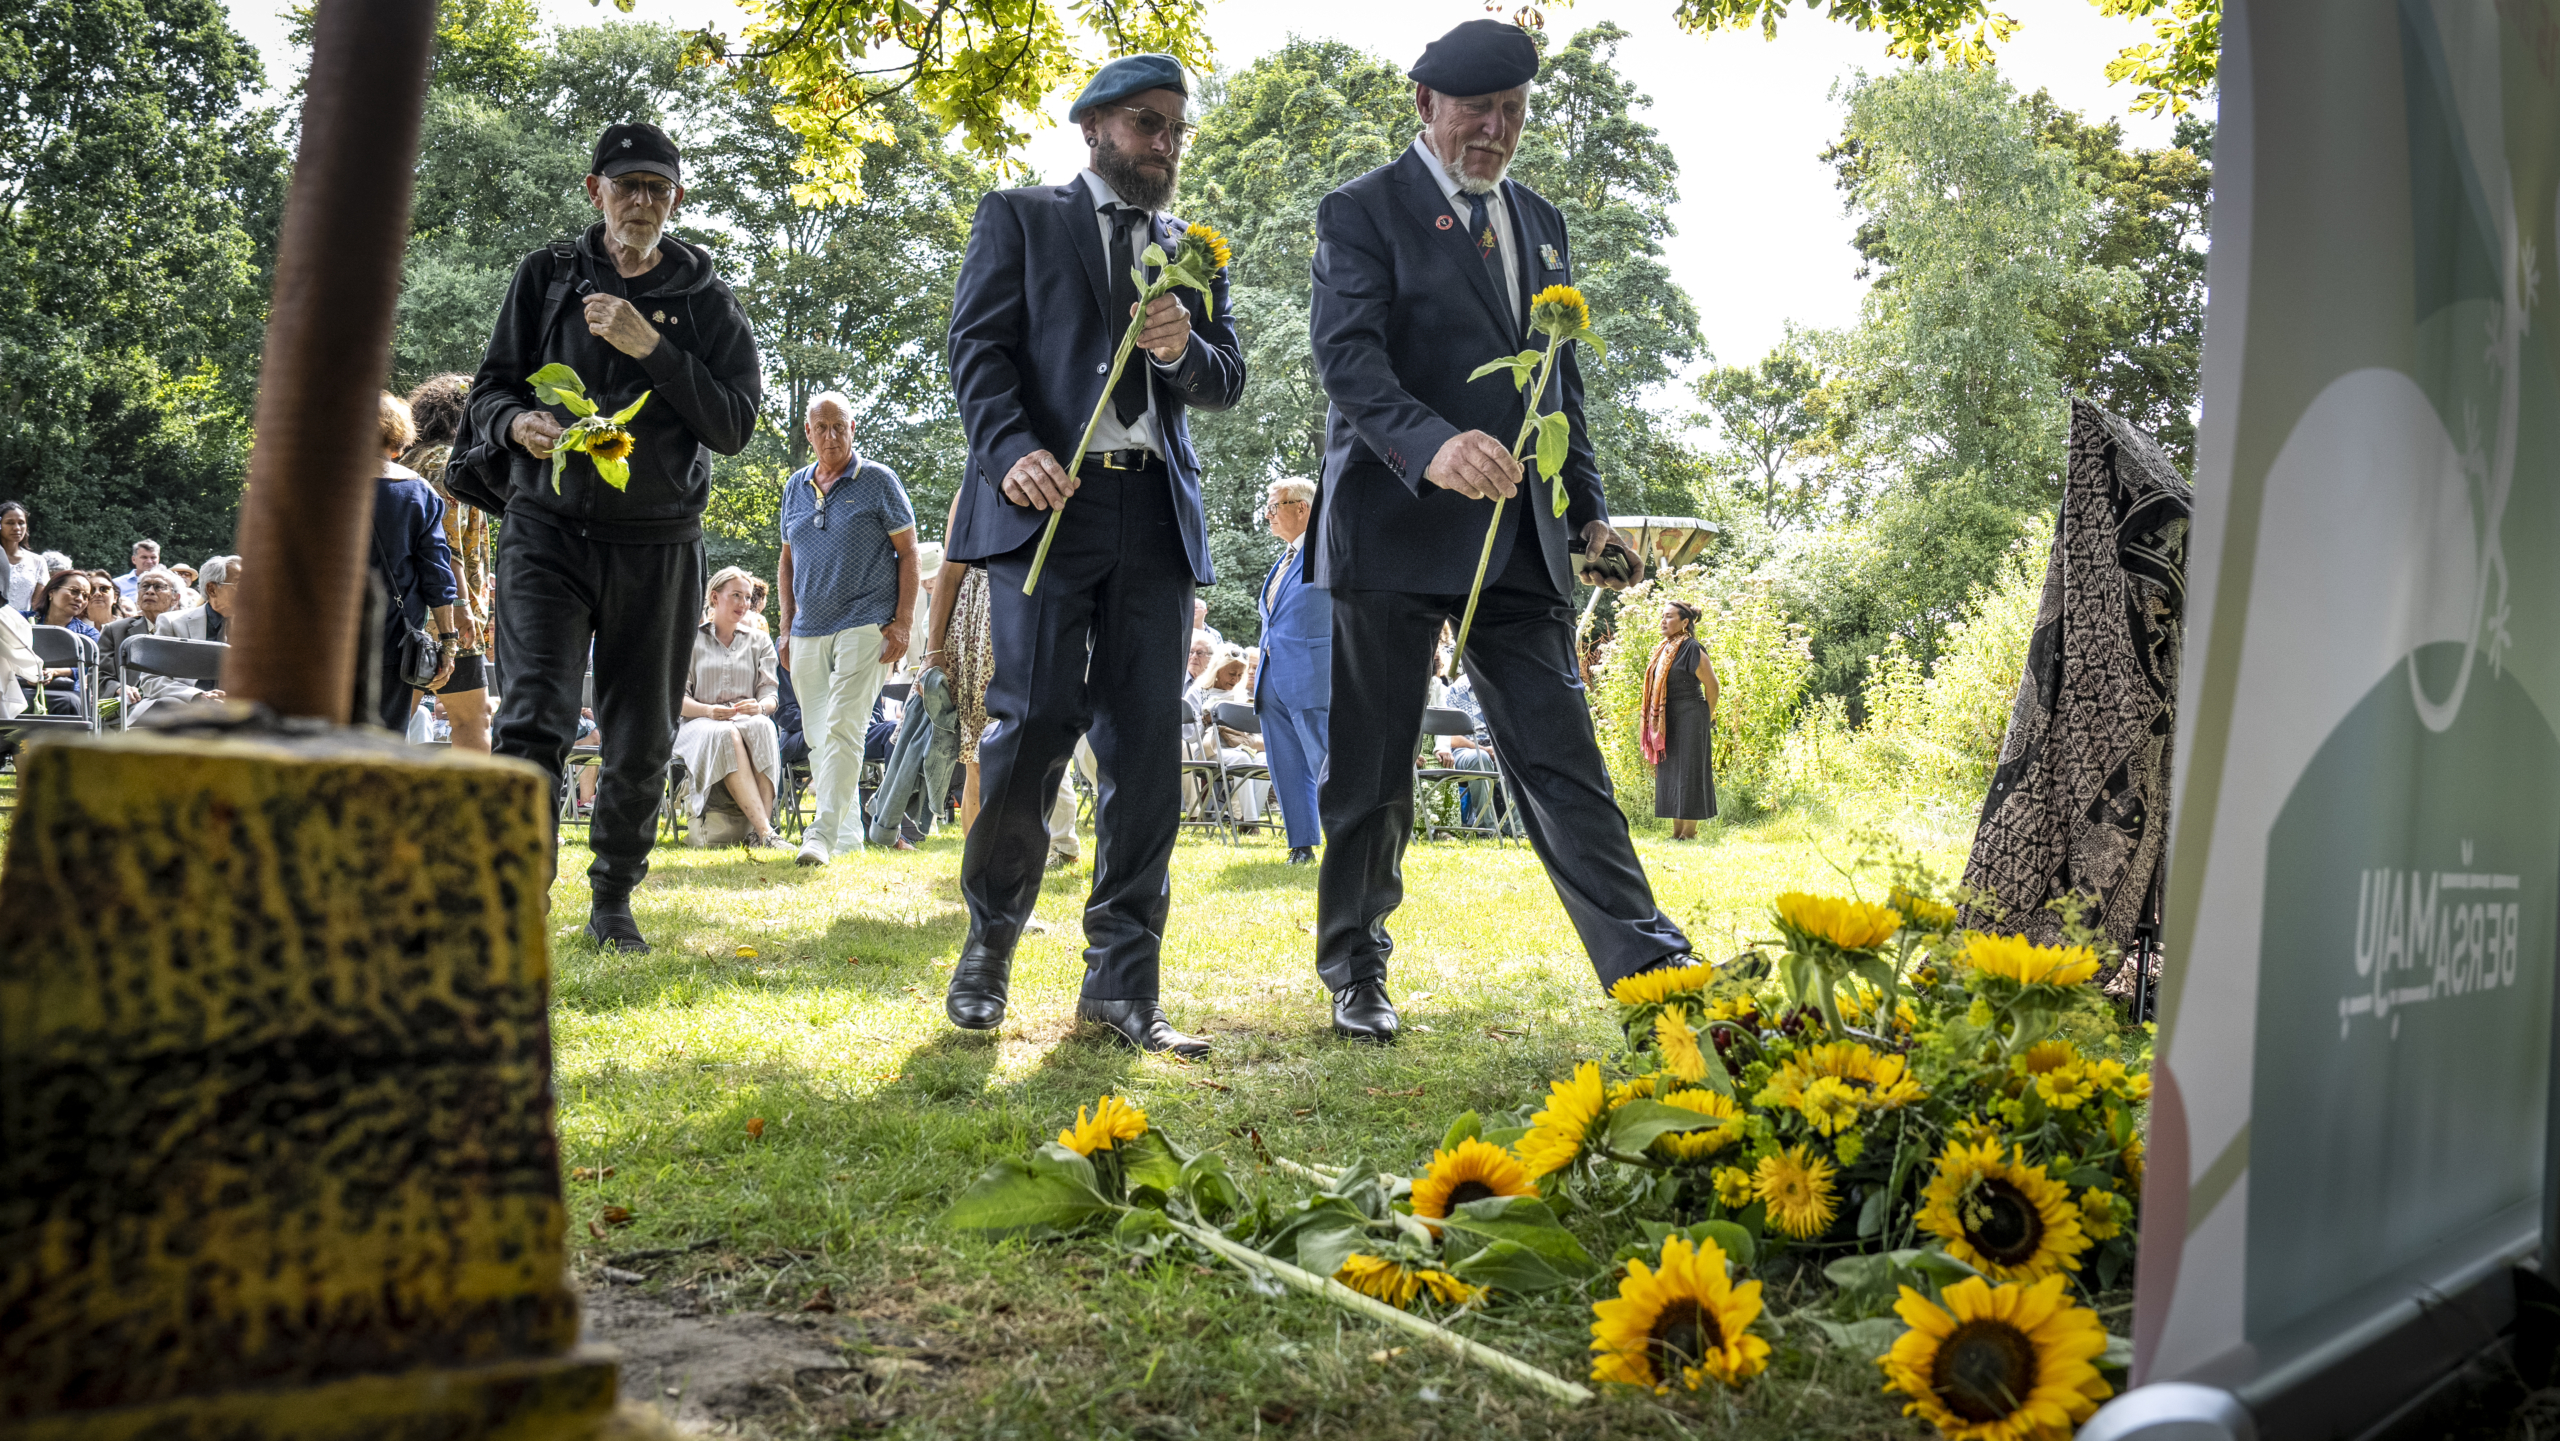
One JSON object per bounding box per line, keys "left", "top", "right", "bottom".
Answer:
{"left": 592, "top": 121, "right": 682, "bottom": 183}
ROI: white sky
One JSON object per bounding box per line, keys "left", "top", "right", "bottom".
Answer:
{"left": 225, "top": 0, "right": 2197, "bottom": 369}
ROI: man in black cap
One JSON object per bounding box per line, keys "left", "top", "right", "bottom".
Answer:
{"left": 1303, "top": 20, "right": 1696, "bottom": 1041}
{"left": 464, "top": 120, "right": 763, "bottom": 952}
{"left": 940, "top": 55, "right": 1246, "bottom": 1056}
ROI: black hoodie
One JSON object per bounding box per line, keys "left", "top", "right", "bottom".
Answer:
{"left": 466, "top": 223, "right": 763, "bottom": 544}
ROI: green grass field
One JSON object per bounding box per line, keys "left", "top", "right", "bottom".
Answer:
{"left": 554, "top": 806, "right": 1978, "bottom": 1438}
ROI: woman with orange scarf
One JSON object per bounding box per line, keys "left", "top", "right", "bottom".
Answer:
{"left": 1640, "top": 600, "right": 1719, "bottom": 839}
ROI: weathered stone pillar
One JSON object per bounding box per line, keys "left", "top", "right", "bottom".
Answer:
{"left": 0, "top": 727, "right": 615, "bottom": 1437}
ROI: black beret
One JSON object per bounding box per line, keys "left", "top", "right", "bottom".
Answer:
{"left": 1408, "top": 19, "right": 1539, "bottom": 97}
{"left": 593, "top": 121, "right": 681, "bottom": 183}
{"left": 1068, "top": 54, "right": 1189, "bottom": 121}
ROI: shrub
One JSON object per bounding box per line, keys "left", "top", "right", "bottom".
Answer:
{"left": 1590, "top": 569, "right": 1812, "bottom": 820}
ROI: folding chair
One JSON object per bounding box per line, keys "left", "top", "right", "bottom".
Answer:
{"left": 1414, "top": 705, "right": 1509, "bottom": 841}
{"left": 1, "top": 625, "right": 103, "bottom": 746}
{"left": 118, "top": 635, "right": 228, "bottom": 730}
{"left": 1211, "top": 701, "right": 1275, "bottom": 840}
{"left": 1176, "top": 696, "right": 1234, "bottom": 844}
{"left": 559, "top": 671, "right": 603, "bottom": 829}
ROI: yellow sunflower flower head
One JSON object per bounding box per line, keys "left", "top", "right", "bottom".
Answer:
{"left": 1608, "top": 957, "right": 1719, "bottom": 1007}
{"left": 1409, "top": 1138, "right": 1537, "bottom": 1233}
{"left": 1961, "top": 931, "right": 2101, "bottom": 987}
{"left": 1754, "top": 1144, "right": 1839, "bottom": 1239}
{"left": 2016, "top": 1040, "right": 2082, "bottom": 1075}
{"left": 1334, "top": 1253, "right": 1482, "bottom": 1309}
{"left": 1608, "top": 1075, "right": 1660, "bottom": 1106}
{"left": 2122, "top": 1131, "right": 2147, "bottom": 1190}
{"left": 1055, "top": 1094, "right": 1148, "bottom": 1155}
{"left": 588, "top": 428, "right": 635, "bottom": 463}
{"left": 1796, "top": 1076, "right": 1865, "bottom": 1137}
{"left": 1888, "top": 885, "right": 1959, "bottom": 933}
{"left": 1516, "top": 1061, "right": 1609, "bottom": 1179}
{"left": 1589, "top": 1234, "right": 1771, "bottom": 1392}
{"left": 1655, "top": 1005, "right": 1713, "bottom": 1085}
{"left": 2078, "top": 1185, "right": 2127, "bottom": 1241}
{"left": 1879, "top": 1275, "right": 2112, "bottom": 1439}
{"left": 1530, "top": 283, "right": 1591, "bottom": 340}
{"left": 1649, "top": 1089, "right": 1744, "bottom": 1162}
{"left": 2035, "top": 1065, "right": 2098, "bottom": 1112}
{"left": 1772, "top": 891, "right": 1904, "bottom": 954}
{"left": 1915, "top": 1138, "right": 2092, "bottom": 1282}
{"left": 1711, "top": 1165, "right": 1756, "bottom": 1208}
{"left": 1176, "top": 220, "right": 1232, "bottom": 271}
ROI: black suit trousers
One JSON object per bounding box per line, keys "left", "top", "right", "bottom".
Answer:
{"left": 1316, "top": 527, "right": 1688, "bottom": 992}
{"left": 963, "top": 459, "right": 1194, "bottom": 999}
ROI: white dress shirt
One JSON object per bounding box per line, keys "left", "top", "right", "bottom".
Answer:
{"left": 1078, "top": 168, "right": 1185, "bottom": 457}
{"left": 1412, "top": 132, "right": 1521, "bottom": 330}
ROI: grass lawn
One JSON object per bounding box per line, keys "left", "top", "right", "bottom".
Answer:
{"left": 555, "top": 803, "right": 1976, "bottom": 1438}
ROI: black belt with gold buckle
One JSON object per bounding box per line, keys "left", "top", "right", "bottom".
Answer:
{"left": 1084, "top": 448, "right": 1159, "bottom": 471}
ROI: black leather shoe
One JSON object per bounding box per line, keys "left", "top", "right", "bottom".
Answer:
{"left": 585, "top": 896, "right": 650, "bottom": 954}
{"left": 1288, "top": 846, "right": 1316, "bottom": 865}
{"left": 946, "top": 944, "right": 1013, "bottom": 1030}
{"left": 1331, "top": 980, "right": 1399, "bottom": 1044}
{"left": 1077, "top": 997, "right": 1211, "bottom": 1059}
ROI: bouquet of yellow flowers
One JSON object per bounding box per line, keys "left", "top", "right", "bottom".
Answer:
{"left": 528, "top": 363, "right": 649, "bottom": 492}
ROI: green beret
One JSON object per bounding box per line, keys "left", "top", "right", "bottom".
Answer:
{"left": 1408, "top": 19, "right": 1539, "bottom": 96}
{"left": 1068, "top": 54, "right": 1189, "bottom": 121}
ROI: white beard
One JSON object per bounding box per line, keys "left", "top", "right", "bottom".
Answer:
{"left": 1441, "top": 150, "right": 1506, "bottom": 196}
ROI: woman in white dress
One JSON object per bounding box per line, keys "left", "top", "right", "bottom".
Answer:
{"left": 674, "top": 567, "right": 784, "bottom": 848}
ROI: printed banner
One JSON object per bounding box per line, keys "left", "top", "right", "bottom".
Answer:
{"left": 2139, "top": 0, "right": 2560, "bottom": 1385}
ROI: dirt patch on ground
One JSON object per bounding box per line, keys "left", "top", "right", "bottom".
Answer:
{"left": 581, "top": 1283, "right": 962, "bottom": 1436}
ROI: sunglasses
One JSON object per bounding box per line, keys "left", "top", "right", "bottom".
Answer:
{"left": 1107, "top": 105, "right": 1191, "bottom": 144}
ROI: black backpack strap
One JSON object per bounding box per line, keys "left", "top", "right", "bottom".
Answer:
{"left": 533, "top": 238, "right": 583, "bottom": 347}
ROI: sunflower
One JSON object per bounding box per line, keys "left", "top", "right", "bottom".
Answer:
{"left": 1649, "top": 1089, "right": 1744, "bottom": 1162}
{"left": 1529, "top": 283, "right": 1591, "bottom": 339}
{"left": 1915, "top": 1139, "right": 2091, "bottom": 1281}
{"left": 2034, "top": 1066, "right": 2097, "bottom": 1111}
{"left": 1836, "top": 982, "right": 1919, "bottom": 1035}
{"left": 1796, "top": 1076, "right": 1865, "bottom": 1137}
{"left": 1890, "top": 886, "right": 1960, "bottom": 933}
{"left": 1961, "top": 932, "right": 2100, "bottom": 987}
{"left": 2016, "top": 1041, "right": 2081, "bottom": 1075}
{"left": 1055, "top": 1095, "right": 1148, "bottom": 1155}
{"left": 587, "top": 428, "right": 634, "bottom": 462}
{"left": 1712, "top": 1166, "right": 1756, "bottom": 1208}
{"left": 1608, "top": 1075, "right": 1660, "bottom": 1106}
{"left": 1516, "top": 1061, "right": 1609, "bottom": 1179}
{"left": 1878, "top": 1275, "right": 2111, "bottom": 1441}
{"left": 1772, "top": 891, "right": 1904, "bottom": 953}
{"left": 2120, "top": 1130, "right": 2146, "bottom": 1190}
{"left": 1655, "top": 1005, "right": 1713, "bottom": 1084}
{"left": 2077, "top": 1186, "right": 2126, "bottom": 1242}
{"left": 1707, "top": 993, "right": 1763, "bottom": 1027}
{"left": 1409, "top": 1138, "right": 1537, "bottom": 1232}
{"left": 1757, "top": 1040, "right": 1926, "bottom": 1113}
{"left": 1335, "top": 1253, "right": 1482, "bottom": 1309}
{"left": 1176, "top": 220, "right": 1232, "bottom": 271}
{"left": 1608, "top": 958, "right": 1719, "bottom": 1007}
{"left": 1590, "top": 1235, "right": 1771, "bottom": 1391}
{"left": 1754, "top": 1145, "right": 1839, "bottom": 1238}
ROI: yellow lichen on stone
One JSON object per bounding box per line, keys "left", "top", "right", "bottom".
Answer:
{"left": 0, "top": 729, "right": 587, "bottom": 1424}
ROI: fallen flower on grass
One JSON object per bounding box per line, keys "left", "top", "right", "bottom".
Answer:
{"left": 746, "top": 1117, "right": 767, "bottom": 1140}
{"left": 600, "top": 1206, "right": 636, "bottom": 1228}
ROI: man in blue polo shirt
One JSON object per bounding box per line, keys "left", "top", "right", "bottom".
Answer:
{"left": 779, "top": 390, "right": 920, "bottom": 865}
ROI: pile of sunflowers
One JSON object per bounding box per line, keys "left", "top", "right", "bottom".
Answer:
{"left": 949, "top": 880, "right": 2150, "bottom": 1438}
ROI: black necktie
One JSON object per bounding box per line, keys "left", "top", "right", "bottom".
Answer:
{"left": 1466, "top": 191, "right": 1507, "bottom": 316}
{"left": 1107, "top": 204, "right": 1151, "bottom": 427}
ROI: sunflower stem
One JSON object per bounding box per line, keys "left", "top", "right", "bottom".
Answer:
{"left": 1163, "top": 1218, "right": 1595, "bottom": 1406}
{"left": 1023, "top": 295, "right": 1157, "bottom": 596}
{"left": 1447, "top": 334, "right": 1567, "bottom": 681}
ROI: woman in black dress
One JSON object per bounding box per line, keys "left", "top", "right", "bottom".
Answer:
{"left": 1641, "top": 600, "right": 1720, "bottom": 838}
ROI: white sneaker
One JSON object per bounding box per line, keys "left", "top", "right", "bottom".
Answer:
{"left": 796, "top": 834, "right": 831, "bottom": 867}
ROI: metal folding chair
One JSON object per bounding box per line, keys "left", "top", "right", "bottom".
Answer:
{"left": 1413, "top": 704, "right": 1510, "bottom": 841}
{"left": 1211, "top": 701, "right": 1275, "bottom": 839}
{"left": 117, "top": 635, "right": 228, "bottom": 730}
{"left": 1177, "top": 696, "right": 1234, "bottom": 844}
{"left": 2, "top": 626, "right": 103, "bottom": 746}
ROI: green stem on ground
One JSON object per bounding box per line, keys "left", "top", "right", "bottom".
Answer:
{"left": 1163, "top": 1217, "right": 1595, "bottom": 1406}
{"left": 1447, "top": 335, "right": 1566, "bottom": 679}
{"left": 1023, "top": 298, "right": 1155, "bottom": 596}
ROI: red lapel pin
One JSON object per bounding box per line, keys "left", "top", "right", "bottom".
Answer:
{"left": 1435, "top": 215, "right": 1453, "bottom": 230}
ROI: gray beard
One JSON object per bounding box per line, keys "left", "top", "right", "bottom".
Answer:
{"left": 1092, "top": 134, "right": 1176, "bottom": 211}
{"left": 1439, "top": 147, "right": 1506, "bottom": 195}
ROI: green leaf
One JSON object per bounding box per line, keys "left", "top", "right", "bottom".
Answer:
{"left": 1447, "top": 1239, "right": 1574, "bottom": 1293}
{"left": 1468, "top": 357, "right": 1527, "bottom": 384}
{"left": 1570, "top": 327, "right": 1608, "bottom": 360}
{"left": 1685, "top": 1219, "right": 1756, "bottom": 1267}
{"left": 1857, "top": 1185, "right": 1888, "bottom": 1239}
{"left": 1605, "top": 1099, "right": 1725, "bottom": 1156}
{"left": 1434, "top": 1196, "right": 1597, "bottom": 1275}
{"left": 549, "top": 449, "right": 566, "bottom": 493}
{"left": 1551, "top": 476, "right": 1569, "bottom": 520}
{"left": 594, "top": 454, "right": 630, "bottom": 490}
{"left": 1176, "top": 1153, "right": 1244, "bottom": 1223}
{"left": 1141, "top": 242, "right": 1168, "bottom": 267}
{"left": 1439, "top": 1111, "right": 1482, "bottom": 1153}
{"left": 1810, "top": 1314, "right": 1906, "bottom": 1356}
{"left": 528, "top": 361, "right": 585, "bottom": 399}
{"left": 1115, "top": 1206, "right": 1173, "bottom": 1249}
{"left": 1534, "top": 410, "right": 1569, "bottom": 482}
{"left": 1289, "top": 1220, "right": 1367, "bottom": 1281}
{"left": 610, "top": 390, "right": 652, "bottom": 425}
{"left": 1119, "top": 1129, "right": 1184, "bottom": 1200}
{"left": 942, "top": 1152, "right": 1114, "bottom": 1237}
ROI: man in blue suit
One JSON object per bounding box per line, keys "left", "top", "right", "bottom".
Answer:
{"left": 1255, "top": 477, "right": 1328, "bottom": 864}
{"left": 940, "top": 55, "right": 1246, "bottom": 1058}
{"left": 1305, "top": 20, "right": 1695, "bottom": 1042}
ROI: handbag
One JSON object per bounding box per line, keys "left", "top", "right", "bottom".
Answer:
{"left": 370, "top": 521, "right": 441, "bottom": 691}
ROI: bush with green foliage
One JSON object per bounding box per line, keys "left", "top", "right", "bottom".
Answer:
{"left": 1591, "top": 568, "right": 1811, "bottom": 821}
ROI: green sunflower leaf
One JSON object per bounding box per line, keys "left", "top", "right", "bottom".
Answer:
{"left": 1605, "top": 1099, "right": 1725, "bottom": 1156}
{"left": 1140, "top": 242, "right": 1168, "bottom": 267}
{"left": 593, "top": 454, "right": 630, "bottom": 490}
{"left": 528, "top": 361, "right": 586, "bottom": 400}
{"left": 1439, "top": 1111, "right": 1482, "bottom": 1152}
{"left": 1535, "top": 411, "right": 1570, "bottom": 482}
{"left": 1288, "top": 1221, "right": 1367, "bottom": 1281}
{"left": 1118, "top": 1128, "right": 1184, "bottom": 1200}
{"left": 1685, "top": 1219, "right": 1757, "bottom": 1267}
{"left": 1446, "top": 1238, "right": 1574, "bottom": 1293}
{"left": 611, "top": 390, "right": 652, "bottom": 425}
{"left": 550, "top": 449, "right": 566, "bottom": 493}
{"left": 1435, "top": 1196, "right": 1596, "bottom": 1275}
{"left": 1467, "top": 357, "right": 1525, "bottom": 384}
{"left": 1572, "top": 328, "right": 1609, "bottom": 360}
{"left": 942, "top": 1151, "right": 1114, "bottom": 1237}
{"left": 1174, "top": 1152, "right": 1243, "bottom": 1223}
{"left": 1551, "top": 476, "right": 1569, "bottom": 519}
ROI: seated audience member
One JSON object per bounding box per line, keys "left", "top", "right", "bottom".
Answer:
{"left": 672, "top": 567, "right": 785, "bottom": 849}
{"left": 1182, "top": 630, "right": 1216, "bottom": 704}
{"left": 82, "top": 573, "right": 124, "bottom": 629}
{"left": 1435, "top": 661, "right": 1510, "bottom": 834}
{"left": 126, "top": 566, "right": 227, "bottom": 719}
{"left": 157, "top": 556, "right": 240, "bottom": 643}
{"left": 0, "top": 602, "right": 35, "bottom": 720}
{"left": 42, "top": 551, "right": 74, "bottom": 580}
{"left": 1188, "top": 645, "right": 1267, "bottom": 824}
{"left": 28, "top": 571, "right": 96, "bottom": 714}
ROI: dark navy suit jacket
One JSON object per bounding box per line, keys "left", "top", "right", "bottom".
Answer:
{"left": 1307, "top": 146, "right": 1607, "bottom": 597}
{"left": 944, "top": 181, "right": 1246, "bottom": 584}
{"left": 1255, "top": 541, "right": 1330, "bottom": 714}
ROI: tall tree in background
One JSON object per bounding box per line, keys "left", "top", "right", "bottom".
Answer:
{"left": 0, "top": 0, "right": 284, "bottom": 567}
{"left": 1695, "top": 336, "right": 1826, "bottom": 528}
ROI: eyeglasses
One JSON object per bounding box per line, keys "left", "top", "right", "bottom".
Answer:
{"left": 138, "top": 581, "right": 177, "bottom": 594}
{"left": 1108, "top": 105, "right": 1190, "bottom": 145}
{"left": 608, "top": 175, "right": 677, "bottom": 204}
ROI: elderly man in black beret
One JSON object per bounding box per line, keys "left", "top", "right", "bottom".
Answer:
{"left": 1304, "top": 19, "right": 1696, "bottom": 1041}
{"left": 940, "top": 55, "right": 1247, "bottom": 1056}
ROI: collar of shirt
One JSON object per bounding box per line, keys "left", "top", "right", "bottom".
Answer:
{"left": 798, "top": 452, "right": 866, "bottom": 501}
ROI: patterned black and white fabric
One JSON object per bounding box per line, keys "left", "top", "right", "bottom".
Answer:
{"left": 1962, "top": 398, "right": 2193, "bottom": 981}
